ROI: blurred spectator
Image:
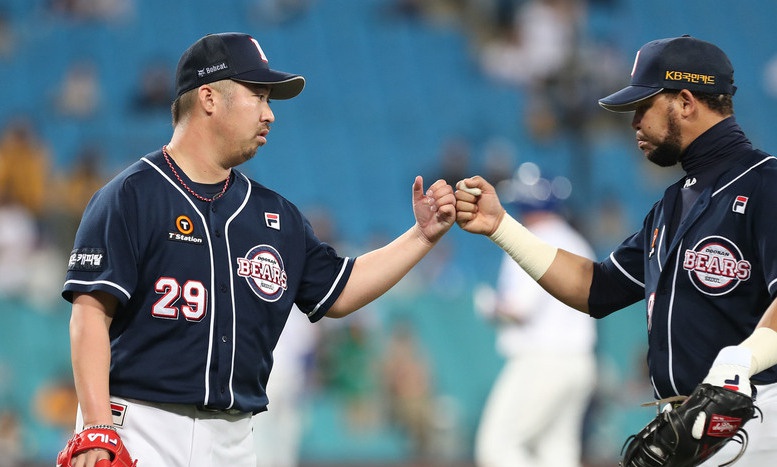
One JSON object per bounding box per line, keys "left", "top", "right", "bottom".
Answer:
{"left": 33, "top": 377, "right": 78, "bottom": 431}
{"left": 480, "top": 136, "right": 518, "bottom": 187}
{"left": 0, "top": 410, "right": 22, "bottom": 466}
{"left": 48, "top": 144, "right": 108, "bottom": 251}
{"left": 317, "top": 313, "right": 382, "bottom": 432}
{"left": 0, "top": 188, "right": 38, "bottom": 298}
{"left": 0, "top": 117, "right": 51, "bottom": 219}
{"left": 46, "top": 0, "right": 133, "bottom": 22}
{"left": 254, "top": 307, "right": 320, "bottom": 467}
{"left": 473, "top": 163, "right": 597, "bottom": 467}
{"left": 479, "top": 0, "right": 584, "bottom": 87}
{"left": 0, "top": 11, "right": 15, "bottom": 60}
{"left": 57, "top": 144, "right": 106, "bottom": 219}
{"left": 426, "top": 135, "right": 472, "bottom": 187}
{"left": 380, "top": 320, "right": 437, "bottom": 460}
{"left": 763, "top": 53, "right": 777, "bottom": 99}
{"left": 246, "top": 0, "right": 314, "bottom": 25}
{"left": 131, "top": 60, "right": 175, "bottom": 113}
{"left": 54, "top": 58, "right": 100, "bottom": 118}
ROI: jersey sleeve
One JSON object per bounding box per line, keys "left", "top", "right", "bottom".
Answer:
{"left": 588, "top": 229, "right": 646, "bottom": 318}
{"left": 750, "top": 162, "right": 777, "bottom": 297}
{"left": 293, "top": 217, "right": 354, "bottom": 322}
{"left": 62, "top": 176, "right": 140, "bottom": 305}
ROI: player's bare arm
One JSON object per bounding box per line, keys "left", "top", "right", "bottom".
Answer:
{"left": 327, "top": 176, "right": 455, "bottom": 317}
{"left": 455, "top": 175, "right": 594, "bottom": 313}
{"left": 69, "top": 291, "right": 118, "bottom": 465}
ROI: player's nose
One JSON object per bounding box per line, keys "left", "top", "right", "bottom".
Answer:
{"left": 262, "top": 105, "right": 275, "bottom": 123}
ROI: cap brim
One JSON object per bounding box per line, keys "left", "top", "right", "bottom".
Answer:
{"left": 598, "top": 85, "right": 663, "bottom": 112}
{"left": 232, "top": 69, "right": 306, "bottom": 100}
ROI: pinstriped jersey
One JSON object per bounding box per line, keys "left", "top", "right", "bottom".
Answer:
{"left": 62, "top": 149, "right": 354, "bottom": 413}
{"left": 593, "top": 124, "right": 777, "bottom": 398}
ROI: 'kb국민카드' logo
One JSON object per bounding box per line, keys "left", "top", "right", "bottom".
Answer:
{"left": 682, "top": 236, "right": 750, "bottom": 296}
{"left": 237, "top": 245, "right": 288, "bottom": 301}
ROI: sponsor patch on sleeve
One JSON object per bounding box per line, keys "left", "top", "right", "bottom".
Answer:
{"left": 68, "top": 248, "right": 106, "bottom": 271}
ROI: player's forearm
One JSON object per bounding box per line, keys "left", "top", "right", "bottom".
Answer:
{"left": 70, "top": 296, "right": 115, "bottom": 427}
{"left": 490, "top": 214, "right": 593, "bottom": 312}
{"left": 537, "top": 250, "right": 594, "bottom": 313}
{"left": 738, "top": 297, "right": 777, "bottom": 375}
{"left": 328, "top": 225, "right": 433, "bottom": 317}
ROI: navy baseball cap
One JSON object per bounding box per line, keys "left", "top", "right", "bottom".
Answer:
{"left": 599, "top": 35, "right": 736, "bottom": 112}
{"left": 175, "top": 32, "right": 305, "bottom": 99}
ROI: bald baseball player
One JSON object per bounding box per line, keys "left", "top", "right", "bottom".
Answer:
{"left": 57, "top": 32, "right": 456, "bottom": 467}
{"left": 456, "top": 35, "right": 777, "bottom": 466}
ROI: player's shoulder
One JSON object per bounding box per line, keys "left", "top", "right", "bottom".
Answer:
{"left": 720, "top": 150, "right": 777, "bottom": 204}
{"left": 243, "top": 175, "right": 303, "bottom": 212}
{"left": 94, "top": 152, "right": 157, "bottom": 192}
{"left": 741, "top": 150, "right": 777, "bottom": 182}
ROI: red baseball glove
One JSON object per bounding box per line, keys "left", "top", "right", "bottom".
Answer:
{"left": 56, "top": 427, "right": 137, "bottom": 467}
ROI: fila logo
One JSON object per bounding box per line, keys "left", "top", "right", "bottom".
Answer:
{"left": 683, "top": 177, "right": 697, "bottom": 188}
{"left": 87, "top": 432, "right": 118, "bottom": 446}
{"left": 265, "top": 212, "right": 280, "bottom": 230}
{"left": 111, "top": 402, "right": 127, "bottom": 426}
{"left": 732, "top": 196, "right": 748, "bottom": 214}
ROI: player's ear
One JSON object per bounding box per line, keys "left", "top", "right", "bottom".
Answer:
{"left": 197, "top": 84, "right": 217, "bottom": 113}
{"left": 677, "top": 89, "right": 696, "bottom": 115}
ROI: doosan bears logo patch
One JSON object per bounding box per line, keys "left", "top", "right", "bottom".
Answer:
{"left": 683, "top": 236, "right": 751, "bottom": 296}
{"left": 236, "top": 245, "right": 288, "bottom": 302}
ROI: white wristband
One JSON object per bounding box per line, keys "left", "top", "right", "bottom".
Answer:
{"left": 488, "top": 213, "right": 558, "bottom": 281}
{"left": 739, "top": 327, "right": 777, "bottom": 376}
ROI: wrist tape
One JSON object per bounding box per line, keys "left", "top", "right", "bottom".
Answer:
{"left": 740, "top": 327, "right": 777, "bottom": 376}
{"left": 488, "top": 213, "right": 558, "bottom": 281}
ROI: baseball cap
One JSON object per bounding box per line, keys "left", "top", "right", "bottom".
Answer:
{"left": 175, "top": 32, "right": 305, "bottom": 99}
{"left": 599, "top": 35, "right": 736, "bottom": 112}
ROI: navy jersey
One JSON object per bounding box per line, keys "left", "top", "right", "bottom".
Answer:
{"left": 63, "top": 149, "right": 354, "bottom": 413}
{"left": 591, "top": 140, "right": 777, "bottom": 398}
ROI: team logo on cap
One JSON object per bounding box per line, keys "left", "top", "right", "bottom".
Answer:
{"left": 683, "top": 236, "right": 750, "bottom": 296}
{"left": 237, "top": 244, "right": 288, "bottom": 301}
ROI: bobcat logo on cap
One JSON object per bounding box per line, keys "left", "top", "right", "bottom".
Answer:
{"left": 683, "top": 236, "right": 751, "bottom": 296}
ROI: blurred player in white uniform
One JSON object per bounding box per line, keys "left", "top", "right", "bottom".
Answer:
{"left": 474, "top": 164, "right": 597, "bottom": 467}
{"left": 254, "top": 306, "right": 319, "bottom": 467}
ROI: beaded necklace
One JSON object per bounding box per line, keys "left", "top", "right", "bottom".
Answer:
{"left": 162, "top": 145, "right": 230, "bottom": 202}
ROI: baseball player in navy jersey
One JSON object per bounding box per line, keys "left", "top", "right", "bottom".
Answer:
{"left": 57, "top": 32, "right": 456, "bottom": 467}
{"left": 455, "top": 35, "right": 777, "bottom": 465}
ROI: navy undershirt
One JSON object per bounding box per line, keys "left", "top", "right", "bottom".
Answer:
{"left": 669, "top": 117, "right": 751, "bottom": 239}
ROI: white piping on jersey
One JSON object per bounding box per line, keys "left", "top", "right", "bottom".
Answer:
{"left": 656, "top": 225, "right": 666, "bottom": 272}
{"left": 666, "top": 243, "right": 683, "bottom": 396}
{"left": 650, "top": 374, "right": 663, "bottom": 400}
{"left": 307, "top": 258, "right": 351, "bottom": 317}
{"left": 143, "top": 157, "right": 219, "bottom": 408}
{"left": 609, "top": 252, "right": 645, "bottom": 288}
{"left": 769, "top": 277, "right": 777, "bottom": 296}
{"left": 712, "top": 155, "right": 775, "bottom": 197}
{"left": 223, "top": 171, "right": 252, "bottom": 410}
{"left": 64, "top": 279, "right": 131, "bottom": 300}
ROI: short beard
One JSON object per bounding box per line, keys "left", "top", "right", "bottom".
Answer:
{"left": 646, "top": 109, "right": 683, "bottom": 167}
